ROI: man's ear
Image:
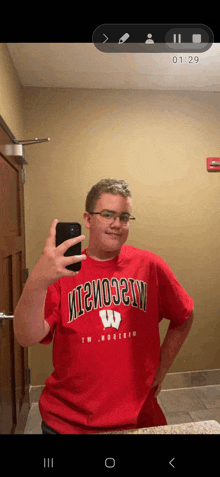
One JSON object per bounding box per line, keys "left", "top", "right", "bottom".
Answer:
{"left": 83, "top": 211, "right": 91, "bottom": 230}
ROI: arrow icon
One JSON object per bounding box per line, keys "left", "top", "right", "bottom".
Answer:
{"left": 103, "top": 34, "right": 108, "bottom": 43}
{"left": 169, "top": 457, "right": 175, "bottom": 468}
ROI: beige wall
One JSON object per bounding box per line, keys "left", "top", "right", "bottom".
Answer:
{"left": 0, "top": 44, "right": 24, "bottom": 137}
{"left": 1, "top": 43, "right": 220, "bottom": 386}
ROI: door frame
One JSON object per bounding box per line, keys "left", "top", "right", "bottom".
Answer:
{"left": 0, "top": 114, "right": 30, "bottom": 434}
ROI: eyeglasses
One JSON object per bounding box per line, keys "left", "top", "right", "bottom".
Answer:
{"left": 89, "top": 209, "right": 136, "bottom": 224}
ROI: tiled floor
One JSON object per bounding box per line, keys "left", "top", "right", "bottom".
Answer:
{"left": 24, "top": 384, "right": 220, "bottom": 434}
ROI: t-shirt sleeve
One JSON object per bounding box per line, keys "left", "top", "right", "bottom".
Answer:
{"left": 40, "top": 279, "right": 61, "bottom": 345}
{"left": 156, "top": 256, "right": 194, "bottom": 325}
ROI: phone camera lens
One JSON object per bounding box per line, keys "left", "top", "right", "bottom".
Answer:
{"left": 70, "top": 224, "right": 79, "bottom": 235}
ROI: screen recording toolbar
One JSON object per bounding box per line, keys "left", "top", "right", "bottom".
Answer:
{"left": 92, "top": 24, "right": 214, "bottom": 53}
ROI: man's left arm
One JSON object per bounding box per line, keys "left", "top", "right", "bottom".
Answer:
{"left": 151, "top": 310, "right": 194, "bottom": 397}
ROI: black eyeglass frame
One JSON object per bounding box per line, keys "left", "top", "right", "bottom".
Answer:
{"left": 88, "top": 210, "right": 136, "bottom": 222}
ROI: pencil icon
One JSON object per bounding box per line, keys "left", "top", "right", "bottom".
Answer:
{"left": 118, "top": 33, "right": 130, "bottom": 44}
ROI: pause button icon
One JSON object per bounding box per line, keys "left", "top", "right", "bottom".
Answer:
{"left": 173, "top": 34, "right": 181, "bottom": 43}
{"left": 44, "top": 458, "right": 54, "bottom": 468}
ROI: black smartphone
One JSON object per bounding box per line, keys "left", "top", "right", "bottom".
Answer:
{"left": 56, "top": 222, "right": 82, "bottom": 272}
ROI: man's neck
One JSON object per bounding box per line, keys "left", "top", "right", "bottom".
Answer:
{"left": 86, "top": 246, "right": 121, "bottom": 261}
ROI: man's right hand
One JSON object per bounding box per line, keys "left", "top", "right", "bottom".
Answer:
{"left": 29, "top": 219, "right": 86, "bottom": 288}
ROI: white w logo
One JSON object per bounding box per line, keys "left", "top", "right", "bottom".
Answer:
{"left": 99, "top": 310, "right": 122, "bottom": 330}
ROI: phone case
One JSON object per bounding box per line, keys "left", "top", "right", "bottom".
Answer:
{"left": 56, "top": 222, "right": 82, "bottom": 272}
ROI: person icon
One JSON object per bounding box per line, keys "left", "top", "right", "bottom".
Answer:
{"left": 145, "top": 33, "right": 154, "bottom": 44}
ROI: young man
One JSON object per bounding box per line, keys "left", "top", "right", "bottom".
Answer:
{"left": 14, "top": 178, "right": 194, "bottom": 434}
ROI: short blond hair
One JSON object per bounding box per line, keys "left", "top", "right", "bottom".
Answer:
{"left": 85, "top": 178, "right": 131, "bottom": 213}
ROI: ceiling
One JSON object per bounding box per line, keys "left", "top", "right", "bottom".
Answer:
{"left": 6, "top": 42, "right": 220, "bottom": 91}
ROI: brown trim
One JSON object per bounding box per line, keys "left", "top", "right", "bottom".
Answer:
{"left": 0, "top": 115, "right": 16, "bottom": 142}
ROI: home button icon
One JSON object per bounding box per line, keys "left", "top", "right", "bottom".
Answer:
{"left": 105, "top": 457, "right": 116, "bottom": 468}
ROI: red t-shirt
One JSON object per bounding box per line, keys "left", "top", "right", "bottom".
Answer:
{"left": 39, "top": 245, "right": 193, "bottom": 434}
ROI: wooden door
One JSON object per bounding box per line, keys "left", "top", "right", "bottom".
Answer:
{"left": 0, "top": 116, "right": 30, "bottom": 434}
